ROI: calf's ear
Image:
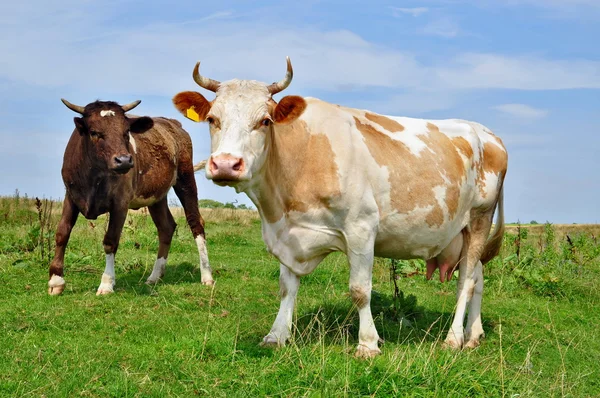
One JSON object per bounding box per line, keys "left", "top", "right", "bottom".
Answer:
{"left": 129, "top": 117, "right": 154, "bottom": 134}
{"left": 273, "top": 96, "right": 307, "bottom": 124}
{"left": 173, "top": 91, "right": 212, "bottom": 122}
{"left": 74, "top": 117, "right": 86, "bottom": 135}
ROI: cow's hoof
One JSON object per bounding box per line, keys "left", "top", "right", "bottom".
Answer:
{"left": 260, "top": 334, "right": 284, "bottom": 348}
{"left": 354, "top": 344, "right": 381, "bottom": 359}
{"left": 464, "top": 339, "right": 481, "bottom": 349}
{"left": 48, "top": 275, "right": 66, "bottom": 295}
{"left": 443, "top": 337, "right": 464, "bottom": 350}
{"left": 145, "top": 277, "right": 160, "bottom": 285}
{"left": 202, "top": 279, "right": 215, "bottom": 287}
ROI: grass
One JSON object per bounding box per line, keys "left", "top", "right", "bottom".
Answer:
{"left": 1, "top": 195, "right": 599, "bottom": 397}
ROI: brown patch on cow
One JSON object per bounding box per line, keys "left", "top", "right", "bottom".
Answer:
{"left": 452, "top": 137, "right": 474, "bottom": 158}
{"left": 260, "top": 120, "right": 341, "bottom": 223}
{"left": 355, "top": 119, "right": 466, "bottom": 226}
{"left": 273, "top": 96, "right": 307, "bottom": 124}
{"left": 475, "top": 141, "right": 508, "bottom": 198}
{"left": 350, "top": 285, "right": 369, "bottom": 308}
{"left": 172, "top": 91, "right": 212, "bottom": 122}
{"left": 365, "top": 112, "right": 404, "bottom": 132}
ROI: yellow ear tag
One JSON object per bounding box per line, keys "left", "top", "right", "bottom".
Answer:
{"left": 186, "top": 107, "right": 200, "bottom": 122}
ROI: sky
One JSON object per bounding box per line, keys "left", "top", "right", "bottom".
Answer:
{"left": 1, "top": 0, "right": 599, "bottom": 223}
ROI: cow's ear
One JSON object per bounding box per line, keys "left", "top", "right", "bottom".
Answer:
{"left": 173, "top": 91, "right": 211, "bottom": 122}
{"left": 273, "top": 96, "right": 307, "bottom": 124}
{"left": 129, "top": 117, "right": 154, "bottom": 134}
{"left": 74, "top": 117, "right": 86, "bottom": 135}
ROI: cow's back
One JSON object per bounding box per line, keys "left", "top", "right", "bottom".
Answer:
{"left": 129, "top": 117, "right": 193, "bottom": 208}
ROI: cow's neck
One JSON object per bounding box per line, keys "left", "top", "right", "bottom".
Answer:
{"left": 248, "top": 120, "right": 341, "bottom": 225}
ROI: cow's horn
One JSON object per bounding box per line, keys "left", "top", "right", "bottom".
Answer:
{"left": 193, "top": 62, "right": 221, "bottom": 92}
{"left": 61, "top": 98, "right": 85, "bottom": 114}
{"left": 121, "top": 100, "right": 141, "bottom": 112}
{"left": 267, "top": 56, "right": 293, "bottom": 95}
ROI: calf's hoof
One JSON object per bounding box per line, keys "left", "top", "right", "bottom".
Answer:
{"left": 48, "top": 275, "right": 66, "bottom": 295}
{"left": 260, "top": 333, "right": 285, "bottom": 348}
{"left": 96, "top": 274, "right": 115, "bottom": 295}
{"left": 355, "top": 344, "right": 381, "bottom": 359}
{"left": 443, "top": 336, "right": 464, "bottom": 350}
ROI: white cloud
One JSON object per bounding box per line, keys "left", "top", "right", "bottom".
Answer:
{"left": 391, "top": 7, "right": 430, "bottom": 17}
{"left": 493, "top": 103, "right": 548, "bottom": 119}
{"left": 421, "top": 17, "right": 460, "bottom": 38}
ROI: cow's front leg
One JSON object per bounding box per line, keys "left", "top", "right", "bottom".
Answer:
{"left": 349, "top": 247, "right": 381, "bottom": 358}
{"left": 261, "top": 263, "right": 300, "bottom": 347}
{"left": 48, "top": 197, "right": 79, "bottom": 295}
{"left": 97, "top": 210, "right": 127, "bottom": 295}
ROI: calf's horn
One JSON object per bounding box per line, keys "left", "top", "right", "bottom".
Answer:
{"left": 121, "top": 100, "right": 141, "bottom": 112}
{"left": 61, "top": 98, "right": 85, "bottom": 114}
{"left": 193, "top": 62, "right": 221, "bottom": 92}
{"left": 267, "top": 56, "right": 293, "bottom": 95}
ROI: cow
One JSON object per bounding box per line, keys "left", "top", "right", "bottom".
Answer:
{"left": 172, "top": 57, "right": 507, "bottom": 358}
{"left": 48, "top": 99, "right": 214, "bottom": 296}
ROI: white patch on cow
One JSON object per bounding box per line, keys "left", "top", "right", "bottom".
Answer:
{"left": 100, "top": 110, "right": 115, "bottom": 117}
{"left": 48, "top": 274, "right": 66, "bottom": 295}
{"left": 97, "top": 253, "right": 116, "bottom": 295}
{"left": 146, "top": 257, "right": 166, "bottom": 284}
{"left": 195, "top": 235, "right": 214, "bottom": 285}
{"left": 129, "top": 133, "right": 137, "bottom": 153}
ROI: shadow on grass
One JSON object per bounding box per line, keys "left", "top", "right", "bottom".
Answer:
{"left": 106, "top": 261, "right": 205, "bottom": 295}
{"left": 290, "top": 291, "right": 497, "bottom": 348}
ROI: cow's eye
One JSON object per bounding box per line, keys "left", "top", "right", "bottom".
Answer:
{"left": 90, "top": 131, "right": 100, "bottom": 138}
{"left": 261, "top": 118, "right": 271, "bottom": 127}
{"left": 206, "top": 117, "right": 215, "bottom": 124}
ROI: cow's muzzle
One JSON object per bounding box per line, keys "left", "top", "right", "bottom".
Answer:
{"left": 112, "top": 154, "right": 134, "bottom": 173}
{"left": 209, "top": 154, "right": 245, "bottom": 184}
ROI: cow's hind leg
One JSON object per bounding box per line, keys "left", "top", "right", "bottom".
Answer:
{"left": 445, "top": 216, "right": 493, "bottom": 348}
{"left": 174, "top": 170, "right": 213, "bottom": 286}
{"left": 145, "top": 197, "right": 176, "bottom": 284}
{"left": 48, "top": 197, "right": 79, "bottom": 295}
{"left": 97, "top": 210, "right": 127, "bottom": 295}
{"left": 348, "top": 241, "right": 381, "bottom": 358}
{"left": 464, "top": 260, "right": 484, "bottom": 348}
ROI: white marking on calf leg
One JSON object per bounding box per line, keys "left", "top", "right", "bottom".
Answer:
{"left": 349, "top": 247, "right": 381, "bottom": 358}
{"left": 261, "top": 264, "right": 300, "bottom": 347}
{"left": 97, "top": 253, "right": 116, "bottom": 295}
{"left": 146, "top": 257, "right": 167, "bottom": 284}
{"left": 465, "top": 261, "right": 484, "bottom": 348}
{"left": 48, "top": 274, "right": 66, "bottom": 295}
{"left": 195, "top": 235, "right": 214, "bottom": 286}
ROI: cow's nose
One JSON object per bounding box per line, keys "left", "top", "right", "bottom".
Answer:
{"left": 113, "top": 154, "right": 133, "bottom": 170}
{"left": 209, "top": 154, "right": 244, "bottom": 180}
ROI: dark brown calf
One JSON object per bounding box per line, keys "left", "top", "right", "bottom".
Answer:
{"left": 48, "top": 99, "right": 214, "bottom": 295}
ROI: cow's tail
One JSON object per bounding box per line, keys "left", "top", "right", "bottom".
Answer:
{"left": 480, "top": 185, "right": 505, "bottom": 265}
{"left": 193, "top": 159, "right": 207, "bottom": 173}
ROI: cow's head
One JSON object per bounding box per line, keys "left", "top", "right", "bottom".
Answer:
{"left": 173, "top": 57, "right": 307, "bottom": 189}
{"left": 61, "top": 99, "right": 154, "bottom": 174}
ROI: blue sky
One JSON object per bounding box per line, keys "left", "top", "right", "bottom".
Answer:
{"left": 1, "top": 0, "right": 599, "bottom": 223}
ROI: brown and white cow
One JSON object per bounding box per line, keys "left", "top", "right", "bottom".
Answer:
{"left": 48, "top": 99, "right": 214, "bottom": 295}
{"left": 173, "top": 58, "right": 507, "bottom": 357}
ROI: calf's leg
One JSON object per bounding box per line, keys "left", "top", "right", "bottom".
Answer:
{"left": 48, "top": 197, "right": 79, "bottom": 295}
{"left": 174, "top": 171, "right": 213, "bottom": 286}
{"left": 145, "top": 198, "right": 176, "bottom": 284}
{"left": 97, "top": 210, "right": 127, "bottom": 295}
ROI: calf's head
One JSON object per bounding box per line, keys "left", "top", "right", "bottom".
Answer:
{"left": 61, "top": 99, "right": 154, "bottom": 173}
{"left": 173, "top": 57, "right": 307, "bottom": 188}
